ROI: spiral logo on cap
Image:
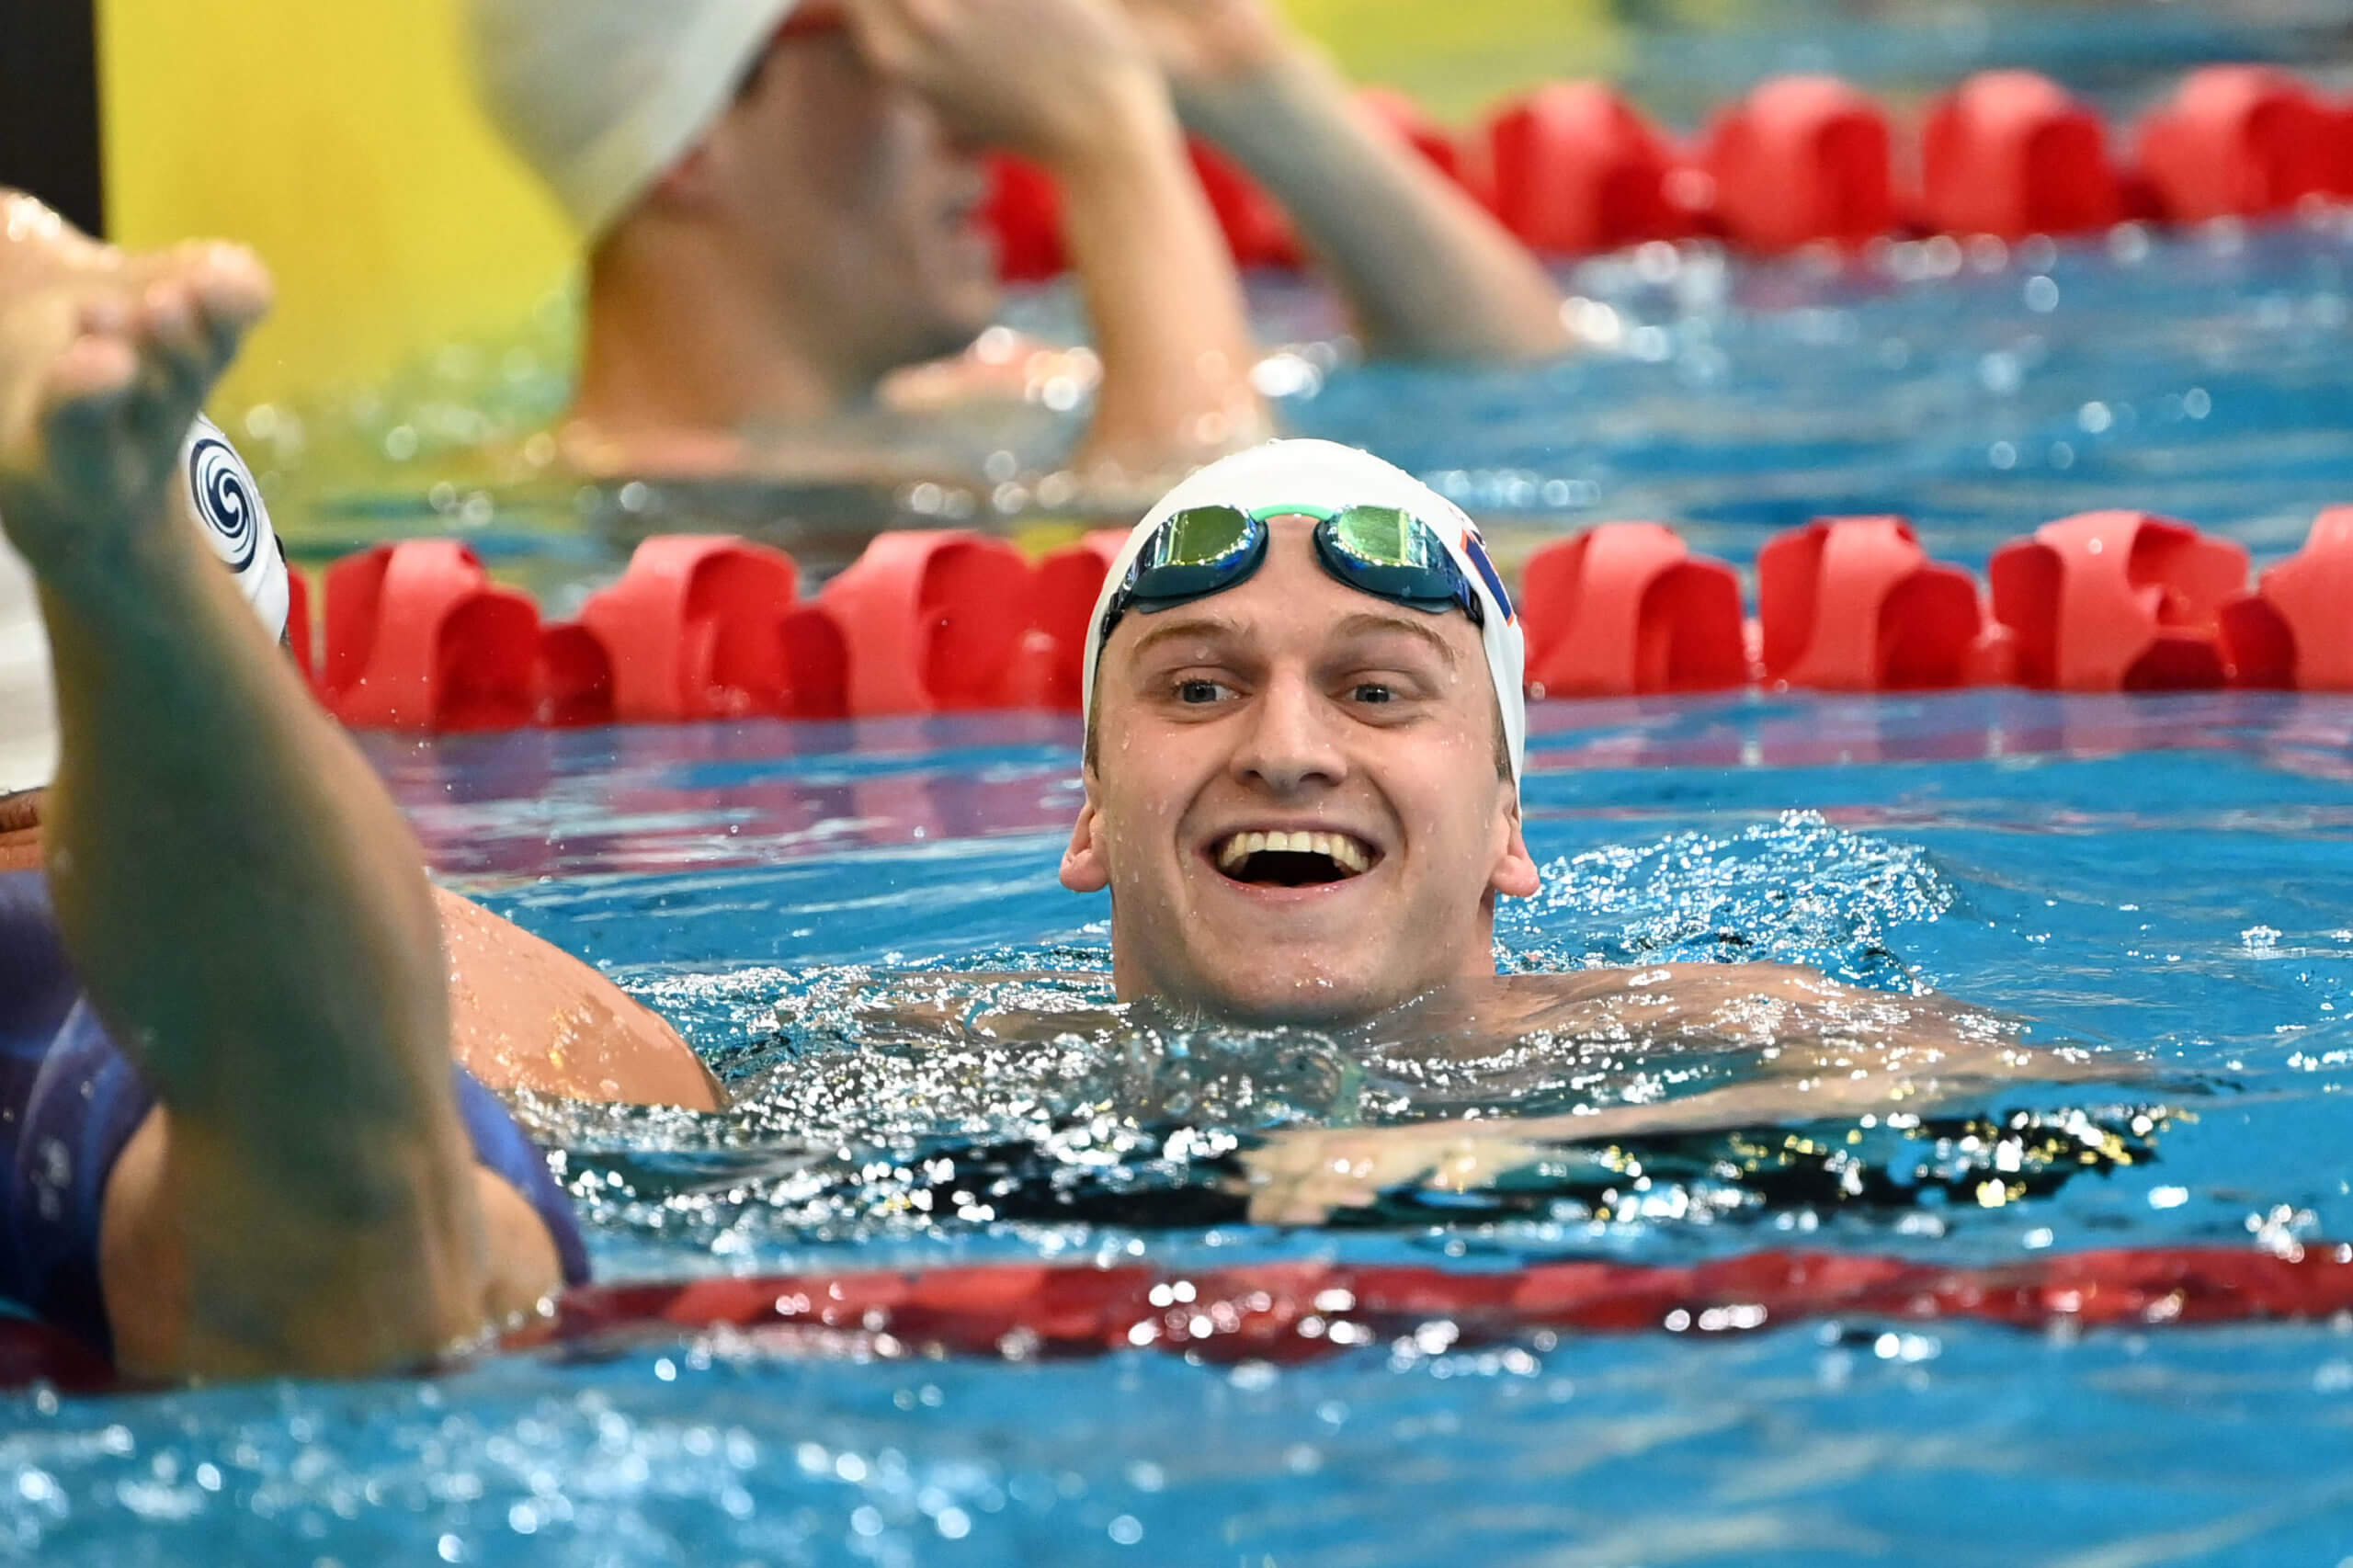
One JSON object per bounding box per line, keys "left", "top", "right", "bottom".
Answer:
{"left": 188, "top": 423, "right": 259, "bottom": 574}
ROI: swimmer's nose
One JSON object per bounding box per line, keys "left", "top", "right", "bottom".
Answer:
{"left": 1229, "top": 671, "right": 1347, "bottom": 797}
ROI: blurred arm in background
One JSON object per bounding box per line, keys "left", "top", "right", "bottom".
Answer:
{"left": 1122, "top": 0, "right": 1570, "bottom": 362}
{"left": 847, "top": 0, "right": 1268, "bottom": 483}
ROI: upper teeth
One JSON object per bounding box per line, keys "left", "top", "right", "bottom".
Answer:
{"left": 1216, "top": 830, "right": 1371, "bottom": 875}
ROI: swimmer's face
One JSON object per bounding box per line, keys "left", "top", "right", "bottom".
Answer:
{"left": 700, "top": 30, "right": 999, "bottom": 381}
{"left": 1063, "top": 517, "right": 1539, "bottom": 1028}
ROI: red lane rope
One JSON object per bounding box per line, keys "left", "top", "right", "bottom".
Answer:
{"left": 9, "top": 1246, "right": 2342, "bottom": 1393}
{"left": 528, "top": 1244, "right": 2353, "bottom": 1366}
{"left": 305, "top": 503, "right": 2353, "bottom": 732}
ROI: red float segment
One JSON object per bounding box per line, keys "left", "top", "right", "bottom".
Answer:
{"left": 536, "top": 622, "right": 613, "bottom": 728}
{"left": 1029, "top": 529, "right": 1128, "bottom": 711}
{"left": 15, "top": 1244, "right": 2353, "bottom": 1393}
{"left": 284, "top": 562, "right": 315, "bottom": 688}
{"left": 1519, "top": 522, "right": 1749, "bottom": 697}
{"left": 1920, "top": 70, "right": 2121, "bottom": 239}
{"left": 821, "top": 530, "right": 1038, "bottom": 715}
{"left": 322, "top": 540, "right": 540, "bottom": 731}
{"left": 1758, "top": 516, "right": 1990, "bottom": 691}
{"left": 1989, "top": 510, "right": 2249, "bottom": 691}
{"left": 2135, "top": 66, "right": 2352, "bottom": 223}
{"left": 575, "top": 536, "right": 801, "bottom": 722}
{"left": 1188, "top": 139, "right": 1305, "bottom": 269}
{"left": 531, "top": 1244, "right": 2353, "bottom": 1369}
{"left": 1484, "top": 82, "right": 1685, "bottom": 255}
{"left": 980, "top": 153, "right": 1065, "bottom": 283}
{"left": 778, "top": 603, "right": 852, "bottom": 720}
{"left": 2221, "top": 507, "right": 2353, "bottom": 690}
{"left": 1702, "top": 76, "right": 1895, "bottom": 253}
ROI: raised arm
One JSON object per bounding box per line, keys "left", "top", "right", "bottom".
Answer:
{"left": 847, "top": 0, "right": 1268, "bottom": 483}
{"left": 1122, "top": 0, "right": 1570, "bottom": 362}
{"left": 0, "top": 204, "right": 560, "bottom": 1379}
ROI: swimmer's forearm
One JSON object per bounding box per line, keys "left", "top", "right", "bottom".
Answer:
{"left": 38, "top": 522, "right": 466, "bottom": 1194}
{"left": 1176, "top": 50, "right": 1569, "bottom": 362}
{"left": 1051, "top": 86, "right": 1267, "bottom": 478}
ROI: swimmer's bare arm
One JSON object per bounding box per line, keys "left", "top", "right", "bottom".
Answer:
{"left": 0, "top": 210, "right": 557, "bottom": 1379}
{"left": 1120, "top": 0, "right": 1569, "bottom": 361}
{"left": 1245, "top": 964, "right": 2106, "bottom": 1223}
{"left": 848, "top": 0, "right": 1268, "bottom": 483}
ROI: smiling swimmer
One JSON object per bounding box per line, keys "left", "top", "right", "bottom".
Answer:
{"left": 1055, "top": 439, "right": 2087, "bottom": 1221}
{"left": 0, "top": 193, "right": 716, "bottom": 1381}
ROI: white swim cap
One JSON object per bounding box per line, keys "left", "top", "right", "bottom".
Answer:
{"left": 0, "top": 415, "right": 287, "bottom": 794}
{"left": 1082, "top": 438, "right": 1528, "bottom": 787}
{"left": 465, "top": 0, "right": 802, "bottom": 239}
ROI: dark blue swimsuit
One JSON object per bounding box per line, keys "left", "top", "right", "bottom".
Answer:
{"left": 0, "top": 869, "right": 588, "bottom": 1360}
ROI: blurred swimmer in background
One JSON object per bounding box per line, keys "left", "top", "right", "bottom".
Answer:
{"left": 465, "top": 0, "right": 1566, "bottom": 489}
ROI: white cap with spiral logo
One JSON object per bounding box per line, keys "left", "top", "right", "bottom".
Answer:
{"left": 0, "top": 415, "right": 288, "bottom": 794}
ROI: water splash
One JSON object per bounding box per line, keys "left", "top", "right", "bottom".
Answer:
{"left": 1500, "top": 810, "right": 1956, "bottom": 987}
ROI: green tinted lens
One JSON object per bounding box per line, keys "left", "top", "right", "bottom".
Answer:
{"left": 1325, "top": 505, "right": 1438, "bottom": 569}
{"left": 1150, "top": 505, "right": 1256, "bottom": 570}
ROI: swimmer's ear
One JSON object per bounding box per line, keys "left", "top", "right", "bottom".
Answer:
{"left": 1489, "top": 795, "right": 1540, "bottom": 901}
{"left": 1060, "top": 798, "right": 1109, "bottom": 893}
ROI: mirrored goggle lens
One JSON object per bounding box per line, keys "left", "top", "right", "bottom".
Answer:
{"left": 1141, "top": 505, "right": 1256, "bottom": 573}
{"left": 1323, "top": 505, "right": 1449, "bottom": 572}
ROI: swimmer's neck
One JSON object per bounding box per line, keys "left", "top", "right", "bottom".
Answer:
{"left": 571, "top": 230, "right": 897, "bottom": 464}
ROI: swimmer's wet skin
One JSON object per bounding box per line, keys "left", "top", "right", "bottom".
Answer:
{"left": 0, "top": 195, "right": 714, "bottom": 1381}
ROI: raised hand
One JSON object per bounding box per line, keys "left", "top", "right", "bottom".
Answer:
{"left": 0, "top": 194, "right": 270, "bottom": 590}
{"left": 844, "top": 0, "right": 1170, "bottom": 169}
{"left": 1115, "top": 0, "right": 1291, "bottom": 96}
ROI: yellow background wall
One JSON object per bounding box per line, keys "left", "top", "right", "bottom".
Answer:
{"left": 97, "top": 0, "right": 577, "bottom": 415}
{"left": 97, "top": 0, "right": 1617, "bottom": 415}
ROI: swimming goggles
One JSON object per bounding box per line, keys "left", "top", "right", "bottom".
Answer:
{"left": 1097, "top": 503, "right": 1505, "bottom": 644}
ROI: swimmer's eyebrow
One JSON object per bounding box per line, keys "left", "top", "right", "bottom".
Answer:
{"left": 1328, "top": 611, "right": 1461, "bottom": 668}
{"left": 1124, "top": 614, "right": 1248, "bottom": 665}
{"left": 1123, "top": 611, "right": 1462, "bottom": 668}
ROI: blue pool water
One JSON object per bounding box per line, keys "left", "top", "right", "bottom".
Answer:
{"left": 9, "top": 691, "right": 2352, "bottom": 1566}
{"left": 20, "top": 12, "right": 2353, "bottom": 1559}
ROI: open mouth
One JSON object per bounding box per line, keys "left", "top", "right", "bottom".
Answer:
{"left": 1212, "top": 830, "right": 1377, "bottom": 888}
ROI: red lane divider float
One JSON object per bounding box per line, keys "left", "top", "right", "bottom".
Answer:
{"left": 984, "top": 64, "right": 2353, "bottom": 278}
{"left": 1520, "top": 521, "right": 1747, "bottom": 697}
{"left": 1989, "top": 510, "right": 2248, "bottom": 691}
{"left": 12, "top": 1244, "right": 2350, "bottom": 1393}
{"left": 296, "top": 500, "right": 2353, "bottom": 731}
{"left": 1029, "top": 529, "right": 1127, "bottom": 712}
{"left": 528, "top": 1246, "right": 2353, "bottom": 1362}
{"left": 1921, "top": 70, "right": 2122, "bottom": 240}
{"left": 566, "top": 536, "right": 805, "bottom": 722}
{"left": 1487, "top": 81, "right": 1688, "bottom": 256}
{"left": 1759, "top": 516, "right": 2008, "bottom": 691}
{"left": 459, "top": 1244, "right": 2353, "bottom": 1365}
{"left": 2221, "top": 507, "right": 2353, "bottom": 691}
{"left": 819, "top": 529, "right": 1038, "bottom": 714}
{"left": 1702, "top": 75, "right": 1894, "bottom": 254}
{"left": 323, "top": 540, "right": 541, "bottom": 731}
{"left": 2136, "top": 65, "right": 2353, "bottom": 225}
{"left": 979, "top": 153, "right": 1064, "bottom": 284}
